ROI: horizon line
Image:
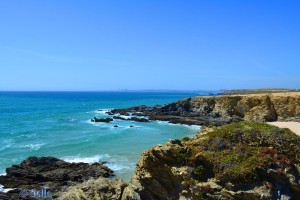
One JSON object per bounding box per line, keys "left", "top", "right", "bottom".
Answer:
{"left": 0, "top": 88, "right": 297, "bottom": 93}
{"left": 0, "top": 89, "right": 220, "bottom": 92}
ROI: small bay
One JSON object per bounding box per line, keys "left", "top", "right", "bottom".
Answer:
{"left": 0, "top": 91, "right": 209, "bottom": 181}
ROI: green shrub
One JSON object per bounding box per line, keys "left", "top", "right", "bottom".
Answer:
{"left": 182, "top": 137, "right": 190, "bottom": 142}
{"left": 184, "top": 121, "right": 300, "bottom": 188}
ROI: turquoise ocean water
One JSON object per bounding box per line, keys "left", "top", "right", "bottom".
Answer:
{"left": 0, "top": 92, "right": 209, "bottom": 181}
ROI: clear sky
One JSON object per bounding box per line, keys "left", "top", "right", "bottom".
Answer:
{"left": 0, "top": 0, "right": 299, "bottom": 91}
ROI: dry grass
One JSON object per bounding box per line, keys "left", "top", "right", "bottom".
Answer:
{"left": 231, "top": 92, "right": 300, "bottom": 97}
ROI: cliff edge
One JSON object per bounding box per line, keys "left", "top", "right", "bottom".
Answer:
{"left": 111, "top": 92, "right": 300, "bottom": 126}
{"left": 129, "top": 122, "right": 300, "bottom": 199}
{"left": 60, "top": 122, "right": 300, "bottom": 200}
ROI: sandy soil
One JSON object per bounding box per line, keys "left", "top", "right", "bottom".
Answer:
{"left": 235, "top": 92, "right": 300, "bottom": 97}
{"left": 267, "top": 122, "right": 300, "bottom": 136}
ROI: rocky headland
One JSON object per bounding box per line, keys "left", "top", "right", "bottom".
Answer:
{"left": 1, "top": 92, "right": 300, "bottom": 199}
{"left": 110, "top": 92, "right": 300, "bottom": 126}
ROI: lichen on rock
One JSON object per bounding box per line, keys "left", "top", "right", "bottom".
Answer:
{"left": 59, "top": 178, "right": 139, "bottom": 200}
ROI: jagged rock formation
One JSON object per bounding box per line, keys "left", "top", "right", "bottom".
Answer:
{"left": 58, "top": 178, "right": 139, "bottom": 200}
{"left": 91, "top": 117, "right": 113, "bottom": 123}
{"left": 59, "top": 122, "right": 300, "bottom": 199}
{"left": 111, "top": 93, "right": 300, "bottom": 126}
{"left": 131, "top": 122, "right": 300, "bottom": 199}
{"left": 0, "top": 157, "right": 114, "bottom": 199}
{"left": 91, "top": 116, "right": 149, "bottom": 123}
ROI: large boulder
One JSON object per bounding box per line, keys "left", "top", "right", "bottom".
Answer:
{"left": 59, "top": 178, "right": 140, "bottom": 200}
{"left": 91, "top": 117, "right": 113, "bottom": 123}
{"left": 0, "top": 157, "right": 114, "bottom": 198}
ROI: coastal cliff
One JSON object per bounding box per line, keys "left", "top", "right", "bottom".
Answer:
{"left": 130, "top": 122, "right": 300, "bottom": 199}
{"left": 59, "top": 122, "right": 300, "bottom": 200}
{"left": 58, "top": 93, "right": 300, "bottom": 200}
{"left": 176, "top": 94, "right": 300, "bottom": 121}
{"left": 2, "top": 93, "right": 300, "bottom": 199}
{"left": 111, "top": 92, "right": 300, "bottom": 126}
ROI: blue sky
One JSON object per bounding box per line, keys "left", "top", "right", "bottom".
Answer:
{"left": 0, "top": 0, "right": 299, "bottom": 91}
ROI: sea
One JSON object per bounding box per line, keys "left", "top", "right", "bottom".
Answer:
{"left": 0, "top": 91, "right": 212, "bottom": 181}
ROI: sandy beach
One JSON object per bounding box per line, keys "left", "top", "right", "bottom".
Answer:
{"left": 268, "top": 121, "right": 300, "bottom": 136}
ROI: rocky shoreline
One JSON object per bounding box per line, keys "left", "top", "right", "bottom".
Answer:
{"left": 110, "top": 94, "right": 300, "bottom": 126}
{"left": 60, "top": 122, "right": 300, "bottom": 199}
{"left": 1, "top": 93, "right": 300, "bottom": 199}
{"left": 2, "top": 122, "right": 300, "bottom": 199}
{"left": 90, "top": 93, "right": 300, "bottom": 127}
{"left": 0, "top": 157, "right": 114, "bottom": 199}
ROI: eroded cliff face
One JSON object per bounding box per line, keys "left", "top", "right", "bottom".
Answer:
{"left": 131, "top": 122, "right": 300, "bottom": 200}
{"left": 58, "top": 178, "right": 139, "bottom": 200}
{"left": 187, "top": 95, "right": 280, "bottom": 122}
{"left": 166, "top": 94, "right": 300, "bottom": 123}
{"left": 131, "top": 140, "right": 189, "bottom": 200}
{"left": 110, "top": 93, "right": 300, "bottom": 126}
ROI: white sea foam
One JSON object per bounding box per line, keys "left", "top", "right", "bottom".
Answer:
{"left": 88, "top": 119, "right": 143, "bottom": 130}
{"left": 67, "top": 118, "right": 79, "bottom": 122}
{"left": 18, "top": 133, "right": 37, "bottom": 139}
{"left": 117, "top": 115, "right": 131, "bottom": 119}
{"left": 0, "top": 184, "right": 14, "bottom": 193}
{"left": 20, "top": 143, "right": 45, "bottom": 150}
{"left": 86, "top": 119, "right": 94, "bottom": 124}
{"left": 105, "top": 163, "right": 130, "bottom": 171}
{"left": 156, "top": 120, "right": 171, "bottom": 125}
{"left": 114, "top": 113, "right": 148, "bottom": 119}
{"left": 61, "top": 154, "right": 111, "bottom": 164}
{"left": 0, "top": 139, "right": 14, "bottom": 151}
{"left": 124, "top": 125, "right": 141, "bottom": 129}
{"left": 155, "top": 120, "right": 201, "bottom": 131}
{"left": 183, "top": 124, "right": 201, "bottom": 131}
{"left": 61, "top": 155, "right": 132, "bottom": 174}
{"left": 87, "top": 120, "right": 109, "bottom": 127}
{"left": 96, "top": 109, "right": 113, "bottom": 114}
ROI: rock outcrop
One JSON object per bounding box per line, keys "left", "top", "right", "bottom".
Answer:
{"left": 131, "top": 122, "right": 300, "bottom": 199}
{"left": 111, "top": 93, "right": 300, "bottom": 126}
{"left": 59, "top": 122, "right": 300, "bottom": 199}
{"left": 129, "top": 117, "right": 149, "bottom": 122}
{"left": 91, "top": 117, "right": 113, "bottom": 123}
{"left": 0, "top": 157, "right": 114, "bottom": 199}
{"left": 59, "top": 178, "right": 140, "bottom": 200}
{"left": 113, "top": 116, "right": 149, "bottom": 122}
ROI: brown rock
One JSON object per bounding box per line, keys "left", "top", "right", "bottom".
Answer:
{"left": 59, "top": 178, "right": 140, "bottom": 200}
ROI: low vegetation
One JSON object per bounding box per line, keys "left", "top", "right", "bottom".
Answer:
{"left": 193, "top": 122, "right": 299, "bottom": 185}
{"left": 176, "top": 122, "right": 300, "bottom": 197}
